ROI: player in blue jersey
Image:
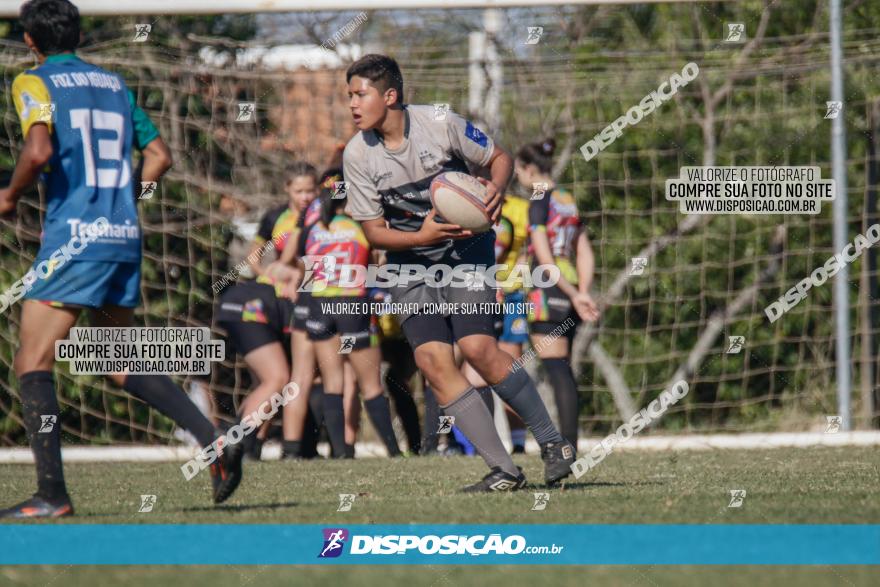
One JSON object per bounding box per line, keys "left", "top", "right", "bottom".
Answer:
{"left": 0, "top": 0, "right": 243, "bottom": 518}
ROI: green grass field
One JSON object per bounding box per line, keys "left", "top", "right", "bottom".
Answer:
{"left": 1, "top": 446, "right": 878, "bottom": 585}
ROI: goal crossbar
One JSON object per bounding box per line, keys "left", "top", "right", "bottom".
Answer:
{"left": 0, "top": 0, "right": 724, "bottom": 18}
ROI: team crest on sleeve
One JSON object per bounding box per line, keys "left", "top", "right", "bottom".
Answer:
{"left": 19, "top": 91, "right": 40, "bottom": 120}
{"left": 464, "top": 121, "right": 488, "bottom": 148}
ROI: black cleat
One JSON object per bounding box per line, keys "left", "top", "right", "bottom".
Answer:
{"left": 211, "top": 436, "right": 244, "bottom": 504}
{"left": 0, "top": 495, "right": 74, "bottom": 519}
{"left": 541, "top": 440, "right": 576, "bottom": 485}
{"left": 511, "top": 444, "right": 526, "bottom": 455}
{"left": 461, "top": 466, "right": 527, "bottom": 493}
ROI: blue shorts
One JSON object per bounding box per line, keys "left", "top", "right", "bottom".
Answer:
{"left": 499, "top": 291, "right": 529, "bottom": 344}
{"left": 23, "top": 260, "right": 141, "bottom": 309}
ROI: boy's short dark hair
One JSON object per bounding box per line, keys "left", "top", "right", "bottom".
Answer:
{"left": 20, "top": 0, "right": 81, "bottom": 55}
{"left": 346, "top": 54, "right": 404, "bottom": 105}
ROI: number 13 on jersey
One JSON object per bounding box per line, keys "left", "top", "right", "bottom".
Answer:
{"left": 69, "top": 108, "right": 131, "bottom": 189}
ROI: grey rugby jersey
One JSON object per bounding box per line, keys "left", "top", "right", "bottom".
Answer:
{"left": 343, "top": 104, "right": 496, "bottom": 265}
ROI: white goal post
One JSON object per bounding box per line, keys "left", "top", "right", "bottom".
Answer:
{"left": 0, "top": 0, "right": 721, "bottom": 17}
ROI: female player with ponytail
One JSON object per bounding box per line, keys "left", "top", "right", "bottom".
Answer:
{"left": 291, "top": 187, "right": 401, "bottom": 458}
{"left": 514, "top": 138, "right": 600, "bottom": 449}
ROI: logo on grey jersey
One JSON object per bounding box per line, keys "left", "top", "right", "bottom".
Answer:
{"left": 418, "top": 150, "right": 441, "bottom": 173}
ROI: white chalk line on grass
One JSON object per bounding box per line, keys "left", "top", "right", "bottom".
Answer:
{"left": 0, "top": 431, "right": 878, "bottom": 463}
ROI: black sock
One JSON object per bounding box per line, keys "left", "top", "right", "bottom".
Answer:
{"left": 20, "top": 371, "right": 68, "bottom": 502}
{"left": 301, "top": 384, "right": 324, "bottom": 458}
{"left": 344, "top": 442, "right": 355, "bottom": 458}
{"left": 309, "top": 383, "right": 325, "bottom": 426}
{"left": 300, "top": 406, "right": 319, "bottom": 458}
{"left": 322, "top": 393, "right": 346, "bottom": 459}
{"left": 476, "top": 386, "right": 495, "bottom": 417}
{"left": 282, "top": 440, "right": 301, "bottom": 458}
{"left": 122, "top": 374, "right": 217, "bottom": 448}
{"left": 421, "top": 385, "right": 440, "bottom": 453}
{"left": 543, "top": 358, "right": 579, "bottom": 447}
{"left": 364, "top": 395, "right": 401, "bottom": 456}
{"left": 242, "top": 433, "right": 263, "bottom": 460}
{"left": 385, "top": 373, "right": 421, "bottom": 454}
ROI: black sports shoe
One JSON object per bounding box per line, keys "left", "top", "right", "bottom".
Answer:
{"left": 541, "top": 440, "right": 576, "bottom": 485}
{"left": 461, "top": 466, "right": 527, "bottom": 493}
{"left": 511, "top": 444, "right": 526, "bottom": 455}
{"left": 211, "top": 435, "right": 244, "bottom": 504}
{"left": 0, "top": 495, "right": 74, "bottom": 519}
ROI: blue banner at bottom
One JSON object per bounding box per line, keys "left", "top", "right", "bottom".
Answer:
{"left": 0, "top": 524, "right": 877, "bottom": 565}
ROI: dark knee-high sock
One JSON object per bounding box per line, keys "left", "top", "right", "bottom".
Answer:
{"left": 20, "top": 371, "right": 68, "bottom": 501}
{"left": 122, "top": 374, "right": 217, "bottom": 447}
{"left": 440, "top": 386, "right": 518, "bottom": 476}
{"left": 386, "top": 373, "right": 421, "bottom": 454}
{"left": 364, "top": 395, "right": 401, "bottom": 456}
{"left": 491, "top": 367, "right": 564, "bottom": 446}
{"left": 309, "top": 383, "right": 325, "bottom": 426}
{"left": 299, "top": 408, "right": 318, "bottom": 456}
{"left": 422, "top": 385, "right": 440, "bottom": 453}
{"left": 476, "top": 386, "right": 495, "bottom": 417}
{"left": 543, "top": 358, "right": 579, "bottom": 447}
{"left": 322, "top": 393, "right": 346, "bottom": 458}
{"left": 300, "top": 384, "right": 324, "bottom": 458}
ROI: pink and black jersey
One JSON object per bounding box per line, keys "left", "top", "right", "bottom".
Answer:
{"left": 528, "top": 186, "right": 581, "bottom": 260}
{"left": 256, "top": 204, "right": 298, "bottom": 255}
{"left": 528, "top": 186, "right": 581, "bottom": 286}
{"left": 303, "top": 214, "right": 371, "bottom": 297}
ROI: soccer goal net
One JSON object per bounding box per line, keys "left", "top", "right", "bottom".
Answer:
{"left": 1, "top": 3, "right": 879, "bottom": 450}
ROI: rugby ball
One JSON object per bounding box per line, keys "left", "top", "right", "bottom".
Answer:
{"left": 430, "top": 172, "right": 492, "bottom": 233}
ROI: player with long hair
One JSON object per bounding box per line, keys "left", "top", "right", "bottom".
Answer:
{"left": 514, "top": 138, "right": 600, "bottom": 448}
{"left": 272, "top": 171, "right": 333, "bottom": 459}
{"left": 0, "top": 0, "right": 242, "bottom": 517}
{"left": 295, "top": 190, "right": 401, "bottom": 458}
{"left": 215, "top": 161, "right": 320, "bottom": 460}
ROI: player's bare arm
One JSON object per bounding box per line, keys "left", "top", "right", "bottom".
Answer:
{"left": 140, "top": 136, "right": 172, "bottom": 184}
{"left": 264, "top": 222, "right": 302, "bottom": 296}
{"left": 479, "top": 144, "right": 514, "bottom": 223}
{"left": 0, "top": 123, "right": 53, "bottom": 216}
{"left": 574, "top": 229, "right": 599, "bottom": 322}
{"left": 277, "top": 224, "right": 300, "bottom": 267}
{"left": 531, "top": 223, "right": 594, "bottom": 322}
{"left": 360, "top": 211, "right": 473, "bottom": 251}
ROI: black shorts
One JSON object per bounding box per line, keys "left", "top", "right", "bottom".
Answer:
{"left": 221, "top": 321, "right": 287, "bottom": 357}
{"left": 291, "top": 291, "right": 311, "bottom": 332}
{"left": 392, "top": 275, "right": 500, "bottom": 349}
{"left": 527, "top": 283, "right": 580, "bottom": 339}
{"left": 217, "top": 281, "right": 291, "bottom": 356}
{"left": 305, "top": 295, "right": 376, "bottom": 351}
